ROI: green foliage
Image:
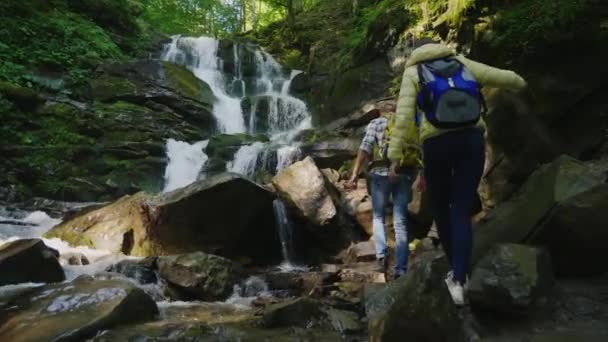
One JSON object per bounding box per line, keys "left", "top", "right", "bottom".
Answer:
{"left": 407, "top": 0, "right": 475, "bottom": 26}
{"left": 340, "top": 0, "right": 410, "bottom": 68}
{"left": 493, "top": 0, "right": 589, "bottom": 49}
{"left": 0, "top": 7, "right": 125, "bottom": 85}
{"left": 143, "top": 0, "right": 240, "bottom": 36}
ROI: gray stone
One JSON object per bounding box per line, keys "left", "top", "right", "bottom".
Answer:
{"left": 326, "top": 308, "right": 362, "bottom": 334}
{"left": 157, "top": 252, "right": 240, "bottom": 301}
{"left": 260, "top": 297, "right": 325, "bottom": 328}
{"left": 0, "top": 277, "right": 158, "bottom": 341}
{"left": 368, "top": 252, "right": 465, "bottom": 342}
{"left": 469, "top": 244, "right": 555, "bottom": 315}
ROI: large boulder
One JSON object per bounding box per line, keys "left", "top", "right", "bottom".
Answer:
{"left": 0, "top": 239, "right": 65, "bottom": 285}
{"left": 300, "top": 138, "right": 360, "bottom": 170}
{"left": 468, "top": 244, "right": 555, "bottom": 315}
{"left": 90, "top": 60, "right": 216, "bottom": 132}
{"left": 527, "top": 184, "right": 608, "bottom": 277}
{"left": 367, "top": 252, "right": 465, "bottom": 342}
{"left": 157, "top": 252, "right": 240, "bottom": 301}
{"left": 473, "top": 155, "right": 605, "bottom": 264}
{"left": 309, "top": 58, "right": 394, "bottom": 124}
{"left": 272, "top": 157, "right": 336, "bottom": 226}
{"left": 0, "top": 277, "right": 158, "bottom": 342}
{"left": 45, "top": 173, "right": 280, "bottom": 262}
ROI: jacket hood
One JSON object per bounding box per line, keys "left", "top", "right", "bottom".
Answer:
{"left": 405, "top": 43, "right": 456, "bottom": 67}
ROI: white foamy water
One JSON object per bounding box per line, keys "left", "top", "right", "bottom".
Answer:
{"left": 162, "top": 37, "right": 246, "bottom": 134}
{"left": 276, "top": 145, "right": 302, "bottom": 172}
{"left": 162, "top": 139, "right": 209, "bottom": 193}
{"left": 227, "top": 142, "right": 267, "bottom": 177}
{"left": 0, "top": 211, "right": 61, "bottom": 240}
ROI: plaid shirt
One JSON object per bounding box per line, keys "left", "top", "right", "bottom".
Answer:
{"left": 360, "top": 116, "right": 389, "bottom": 176}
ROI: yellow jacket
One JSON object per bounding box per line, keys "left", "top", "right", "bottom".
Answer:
{"left": 388, "top": 44, "right": 527, "bottom": 163}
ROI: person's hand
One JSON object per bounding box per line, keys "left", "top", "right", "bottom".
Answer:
{"left": 389, "top": 162, "right": 399, "bottom": 183}
{"left": 415, "top": 174, "right": 426, "bottom": 193}
{"left": 345, "top": 176, "right": 358, "bottom": 190}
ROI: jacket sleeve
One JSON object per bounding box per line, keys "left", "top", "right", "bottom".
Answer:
{"left": 457, "top": 56, "right": 527, "bottom": 90}
{"left": 388, "top": 66, "right": 420, "bottom": 162}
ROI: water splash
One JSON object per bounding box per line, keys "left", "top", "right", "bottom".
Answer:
{"left": 276, "top": 145, "right": 302, "bottom": 172}
{"left": 227, "top": 142, "right": 267, "bottom": 177}
{"left": 162, "top": 139, "right": 209, "bottom": 193}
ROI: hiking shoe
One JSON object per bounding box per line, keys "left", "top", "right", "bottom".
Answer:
{"left": 445, "top": 271, "right": 466, "bottom": 306}
{"left": 393, "top": 270, "right": 406, "bottom": 281}
{"left": 374, "top": 257, "right": 388, "bottom": 273}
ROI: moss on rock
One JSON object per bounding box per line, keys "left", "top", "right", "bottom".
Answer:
{"left": 162, "top": 61, "right": 215, "bottom": 103}
{"left": 90, "top": 75, "right": 138, "bottom": 102}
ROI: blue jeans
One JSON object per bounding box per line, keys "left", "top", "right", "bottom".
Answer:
{"left": 422, "top": 128, "right": 485, "bottom": 284}
{"left": 370, "top": 172, "right": 414, "bottom": 276}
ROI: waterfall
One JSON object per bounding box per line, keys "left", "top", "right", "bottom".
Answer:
{"left": 162, "top": 37, "right": 246, "bottom": 134}
{"left": 162, "top": 36, "right": 312, "bottom": 189}
{"left": 226, "top": 142, "right": 267, "bottom": 177}
{"left": 162, "top": 139, "right": 209, "bottom": 193}
{"left": 272, "top": 199, "right": 295, "bottom": 265}
{"left": 276, "top": 145, "right": 302, "bottom": 172}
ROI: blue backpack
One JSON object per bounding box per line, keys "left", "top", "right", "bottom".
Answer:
{"left": 416, "top": 58, "right": 485, "bottom": 129}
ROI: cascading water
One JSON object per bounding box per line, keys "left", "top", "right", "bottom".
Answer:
{"left": 276, "top": 145, "right": 302, "bottom": 172}
{"left": 226, "top": 141, "right": 267, "bottom": 177}
{"left": 162, "top": 139, "right": 209, "bottom": 193}
{"left": 162, "top": 37, "right": 246, "bottom": 134}
{"left": 272, "top": 199, "right": 296, "bottom": 268}
{"left": 161, "top": 36, "right": 312, "bottom": 188}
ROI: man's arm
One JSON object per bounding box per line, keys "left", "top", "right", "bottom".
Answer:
{"left": 348, "top": 150, "right": 370, "bottom": 186}
{"left": 347, "top": 120, "right": 376, "bottom": 189}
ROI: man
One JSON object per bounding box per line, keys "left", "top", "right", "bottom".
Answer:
{"left": 346, "top": 103, "right": 416, "bottom": 279}
{"left": 388, "top": 43, "right": 526, "bottom": 305}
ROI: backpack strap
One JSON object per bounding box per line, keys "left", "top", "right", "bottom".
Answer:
{"left": 417, "top": 63, "right": 432, "bottom": 114}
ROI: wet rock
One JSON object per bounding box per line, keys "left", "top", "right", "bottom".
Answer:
{"left": 157, "top": 252, "right": 240, "bottom": 301}
{"left": 468, "top": 244, "right": 554, "bottom": 315}
{"left": 0, "top": 277, "right": 158, "bottom": 342}
{"left": 368, "top": 252, "right": 465, "bottom": 342}
{"left": 272, "top": 157, "right": 337, "bottom": 226}
{"left": 0, "top": 81, "right": 44, "bottom": 111}
{"left": 264, "top": 271, "right": 339, "bottom": 296}
{"left": 338, "top": 262, "right": 385, "bottom": 283}
{"left": 259, "top": 297, "right": 325, "bottom": 328}
{"left": 0, "top": 239, "right": 65, "bottom": 285}
{"left": 326, "top": 308, "right": 362, "bottom": 334}
{"left": 528, "top": 183, "right": 608, "bottom": 277}
{"left": 44, "top": 174, "right": 280, "bottom": 262}
{"left": 301, "top": 138, "right": 360, "bottom": 170}
{"left": 343, "top": 240, "right": 377, "bottom": 263}
{"left": 473, "top": 155, "right": 605, "bottom": 265}
{"left": 106, "top": 257, "right": 158, "bottom": 284}
{"left": 63, "top": 252, "right": 90, "bottom": 266}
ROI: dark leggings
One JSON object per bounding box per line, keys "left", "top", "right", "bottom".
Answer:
{"left": 423, "top": 128, "right": 485, "bottom": 283}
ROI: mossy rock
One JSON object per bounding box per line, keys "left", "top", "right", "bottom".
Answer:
{"left": 90, "top": 75, "right": 138, "bottom": 102}
{"left": 162, "top": 61, "right": 215, "bottom": 104}
{"left": 0, "top": 81, "right": 43, "bottom": 111}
